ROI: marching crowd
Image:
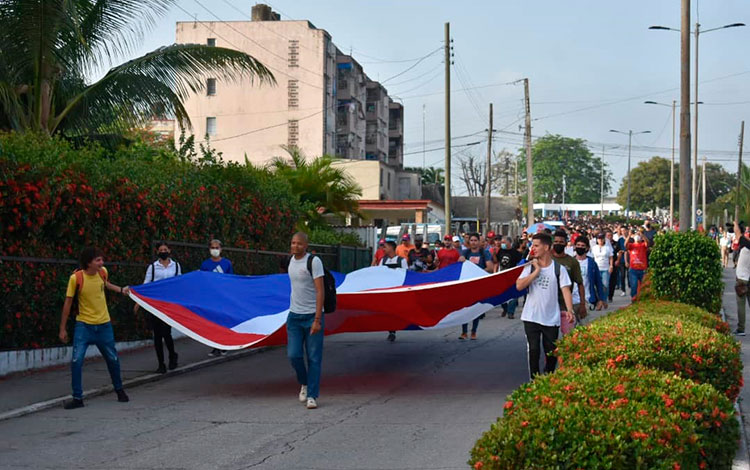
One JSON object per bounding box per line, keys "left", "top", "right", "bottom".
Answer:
{"left": 58, "top": 217, "right": 750, "bottom": 411}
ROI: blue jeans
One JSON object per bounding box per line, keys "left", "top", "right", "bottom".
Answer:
{"left": 599, "top": 270, "right": 611, "bottom": 295}
{"left": 462, "top": 317, "right": 480, "bottom": 334}
{"left": 629, "top": 269, "right": 646, "bottom": 299}
{"left": 286, "top": 313, "right": 324, "bottom": 399}
{"left": 505, "top": 298, "right": 518, "bottom": 316}
{"left": 71, "top": 322, "right": 123, "bottom": 399}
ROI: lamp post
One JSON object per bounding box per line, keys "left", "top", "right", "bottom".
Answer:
{"left": 610, "top": 129, "right": 651, "bottom": 221}
{"left": 649, "top": 21, "right": 745, "bottom": 229}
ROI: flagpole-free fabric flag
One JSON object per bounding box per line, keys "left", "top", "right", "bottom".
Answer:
{"left": 129, "top": 261, "right": 524, "bottom": 350}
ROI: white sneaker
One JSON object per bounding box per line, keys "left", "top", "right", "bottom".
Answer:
{"left": 620, "top": 291, "right": 626, "bottom": 297}
{"left": 298, "top": 385, "right": 307, "bottom": 402}
{"left": 306, "top": 397, "right": 317, "bottom": 409}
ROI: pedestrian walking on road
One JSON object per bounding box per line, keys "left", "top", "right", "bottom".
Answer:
{"left": 516, "top": 233, "right": 575, "bottom": 379}
{"left": 551, "top": 231, "right": 587, "bottom": 323}
{"left": 380, "top": 240, "right": 408, "bottom": 341}
{"left": 59, "top": 247, "right": 131, "bottom": 409}
{"left": 287, "top": 232, "right": 326, "bottom": 409}
{"left": 458, "top": 233, "right": 494, "bottom": 340}
{"left": 496, "top": 236, "right": 522, "bottom": 319}
{"left": 625, "top": 230, "right": 649, "bottom": 300}
{"left": 733, "top": 221, "right": 750, "bottom": 336}
{"left": 135, "top": 241, "right": 181, "bottom": 373}
{"left": 201, "top": 239, "right": 233, "bottom": 357}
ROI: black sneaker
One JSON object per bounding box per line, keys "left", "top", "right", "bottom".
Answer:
{"left": 155, "top": 364, "right": 167, "bottom": 374}
{"left": 387, "top": 332, "right": 396, "bottom": 342}
{"left": 507, "top": 315, "right": 514, "bottom": 319}
{"left": 168, "top": 353, "right": 178, "bottom": 370}
{"left": 116, "top": 389, "right": 129, "bottom": 402}
{"left": 735, "top": 330, "right": 746, "bottom": 336}
{"left": 63, "top": 398, "right": 84, "bottom": 410}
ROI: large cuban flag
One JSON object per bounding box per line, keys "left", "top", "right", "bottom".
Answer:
{"left": 129, "top": 261, "right": 524, "bottom": 350}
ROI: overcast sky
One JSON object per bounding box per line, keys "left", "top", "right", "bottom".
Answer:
{"left": 118, "top": 0, "right": 750, "bottom": 196}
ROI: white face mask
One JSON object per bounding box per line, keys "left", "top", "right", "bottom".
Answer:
{"left": 210, "top": 248, "right": 221, "bottom": 258}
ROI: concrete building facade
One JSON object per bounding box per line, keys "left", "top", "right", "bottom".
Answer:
{"left": 175, "top": 4, "right": 404, "bottom": 176}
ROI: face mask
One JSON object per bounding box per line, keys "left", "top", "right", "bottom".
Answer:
{"left": 552, "top": 244, "right": 565, "bottom": 254}
{"left": 501, "top": 243, "right": 508, "bottom": 250}
{"left": 575, "top": 247, "right": 587, "bottom": 256}
{"left": 210, "top": 248, "right": 221, "bottom": 258}
{"left": 158, "top": 252, "right": 170, "bottom": 260}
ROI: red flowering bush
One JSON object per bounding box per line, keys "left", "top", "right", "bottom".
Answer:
{"left": 557, "top": 313, "right": 742, "bottom": 400}
{"left": 614, "top": 300, "right": 730, "bottom": 335}
{"left": 0, "top": 132, "right": 301, "bottom": 349}
{"left": 470, "top": 367, "right": 738, "bottom": 470}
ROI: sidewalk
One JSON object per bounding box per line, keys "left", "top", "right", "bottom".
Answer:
{"left": 721, "top": 266, "right": 750, "bottom": 469}
{"left": 0, "top": 335, "right": 267, "bottom": 420}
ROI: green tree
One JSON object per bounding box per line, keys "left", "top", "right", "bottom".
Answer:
{"left": 0, "top": 0, "right": 274, "bottom": 135}
{"left": 405, "top": 166, "right": 445, "bottom": 185}
{"left": 270, "top": 147, "right": 362, "bottom": 228}
{"left": 517, "top": 135, "right": 612, "bottom": 203}
{"left": 709, "top": 163, "right": 750, "bottom": 224}
{"left": 616, "top": 157, "right": 675, "bottom": 212}
{"left": 617, "top": 158, "right": 734, "bottom": 213}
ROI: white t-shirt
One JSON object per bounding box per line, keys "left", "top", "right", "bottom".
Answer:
{"left": 519, "top": 261, "right": 572, "bottom": 327}
{"left": 572, "top": 257, "right": 590, "bottom": 305}
{"left": 564, "top": 246, "right": 576, "bottom": 257}
{"left": 591, "top": 244, "right": 613, "bottom": 271}
{"left": 737, "top": 247, "right": 750, "bottom": 282}
{"left": 380, "top": 255, "right": 409, "bottom": 269}
{"left": 288, "top": 254, "right": 325, "bottom": 314}
{"left": 143, "top": 259, "right": 181, "bottom": 284}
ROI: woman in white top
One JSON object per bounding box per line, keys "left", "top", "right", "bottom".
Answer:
{"left": 720, "top": 227, "right": 733, "bottom": 268}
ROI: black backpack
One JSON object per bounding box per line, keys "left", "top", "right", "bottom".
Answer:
{"left": 292, "top": 254, "right": 337, "bottom": 314}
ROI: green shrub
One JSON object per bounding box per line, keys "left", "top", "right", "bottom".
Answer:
{"left": 308, "top": 227, "right": 363, "bottom": 247}
{"left": 613, "top": 300, "right": 730, "bottom": 335}
{"left": 0, "top": 132, "right": 301, "bottom": 349}
{"left": 557, "top": 314, "right": 742, "bottom": 400}
{"left": 470, "top": 367, "right": 738, "bottom": 470}
{"left": 648, "top": 231, "right": 723, "bottom": 313}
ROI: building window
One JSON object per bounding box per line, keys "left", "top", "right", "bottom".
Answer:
{"left": 387, "top": 172, "right": 391, "bottom": 191}
{"left": 206, "top": 117, "right": 217, "bottom": 136}
{"left": 288, "top": 120, "right": 299, "bottom": 147}
{"left": 288, "top": 40, "right": 299, "bottom": 68}
{"left": 207, "top": 78, "right": 217, "bottom": 96}
{"left": 380, "top": 169, "right": 383, "bottom": 186}
{"left": 287, "top": 80, "right": 299, "bottom": 108}
{"left": 207, "top": 38, "right": 216, "bottom": 47}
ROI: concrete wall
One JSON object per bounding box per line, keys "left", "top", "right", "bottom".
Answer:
{"left": 176, "top": 20, "right": 332, "bottom": 165}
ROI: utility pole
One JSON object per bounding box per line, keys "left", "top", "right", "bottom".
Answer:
{"left": 444, "top": 22, "right": 452, "bottom": 235}
{"left": 485, "top": 102, "right": 493, "bottom": 233}
{"left": 670, "top": 100, "right": 676, "bottom": 230}
{"left": 691, "top": 22, "right": 701, "bottom": 230}
{"left": 600, "top": 146, "right": 605, "bottom": 216}
{"left": 736, "top": 121, "right": 745, "bottom": 222}
{"left": 422, "top": 104, "right": 426, "bottom": 169}
{"left": 701, "top": 156, "right": 706, "bottom": 229}
{"left": 626, "top": 130, "right": 633, "bottom": 221}
{"left": 524, "top": 78, "right": 534, "bottom": 225}
{"left": 679, "top": 0, "right": 692, "bottom": 232}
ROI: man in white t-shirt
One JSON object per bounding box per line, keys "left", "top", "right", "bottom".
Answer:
{"left": 516, "top": 232, "right": 575, "bottom": 378}
{"left": 591, "top": 233, "right": 614, "bottom": 295}
{"left": 287, "top": 232, "right": 325, "bottom": 409}
{"left": 733, "top": 221, "right": 750, "bottom": 336}
{"left": 379, "top": 241, "right": 408, "bottom": 342}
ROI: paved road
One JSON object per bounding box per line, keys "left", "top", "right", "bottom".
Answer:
{"left": 0, "top": 298, "right": 627, "bottom": 470}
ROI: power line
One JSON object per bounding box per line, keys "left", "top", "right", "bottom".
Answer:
{"left": 380, "top": 47, "right": 442, "bottom": 84}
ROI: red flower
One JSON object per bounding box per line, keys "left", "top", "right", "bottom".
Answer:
{"left": 503, "top": 401, "right": 513, "bottom": 410}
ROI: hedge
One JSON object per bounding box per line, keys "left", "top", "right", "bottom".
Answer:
{"left": 470, "top": 367, "right": 738, "bottom": 470}
{"left": 0, "top": 132, "right": 301, "bottom": 349}
{"left": 614, "top": 300, "right": 730, "bottom": 335}
{"left": 648, "top": 231, "right": 723, "bottom": 313}
{"left": 556, "top": 310, "right": 742, "bottom": 400}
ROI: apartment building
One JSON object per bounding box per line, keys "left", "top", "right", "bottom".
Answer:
{"left": 175, "top": 5, "right": 336, "bottom": 163}
{"left": 176, "top": 4, "right": 406, "bottom": 172}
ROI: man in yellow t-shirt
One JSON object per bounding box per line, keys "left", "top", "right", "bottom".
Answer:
{"left": 59, "top": 247, "right": 132, "bottom": 409}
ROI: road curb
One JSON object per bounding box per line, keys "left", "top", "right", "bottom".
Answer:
{"left": 0, "top": 346, "right": 272, "bottom": 422}
{"left": 736, "top": 399, "right": 750, "bottom": 470}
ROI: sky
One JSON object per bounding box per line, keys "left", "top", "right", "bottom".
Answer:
{"left": 114, "top": 0, "right": 750, "bottom": 197}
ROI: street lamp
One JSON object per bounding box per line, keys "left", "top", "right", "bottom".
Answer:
{"left": 643, "top": 100, "right": 703, "bottom": 230}
{"left": 609, "top": 129, "right": 651, "bottom": 222}
{"left": 649, "top": 21, "right": 745, "bottom": 229}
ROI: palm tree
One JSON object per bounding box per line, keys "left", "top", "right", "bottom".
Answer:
{"left": 0, "top": 0, "right": 274, "bottom": 135}
{"left": 270, "top": 146, "right": 362, "bottom": 227}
